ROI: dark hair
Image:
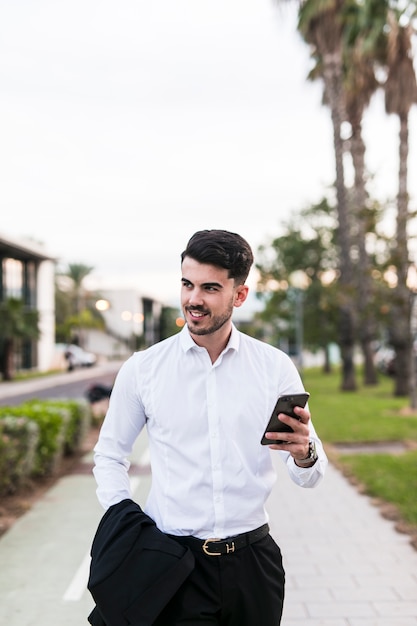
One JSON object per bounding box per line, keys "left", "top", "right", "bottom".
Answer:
{"left": 181, "top": 229, "right": 254, "bottom": 284}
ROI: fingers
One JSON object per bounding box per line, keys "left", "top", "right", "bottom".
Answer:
{"left": 292, "top": 405, "right": 310, "bottom": 424}
{"left": 264, "top": 408, "right": 310, "bottom": 450}
{"left": 277, "top": 409, "right": 310, "bottom": 431}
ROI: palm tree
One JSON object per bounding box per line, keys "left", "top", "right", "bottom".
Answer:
{"left": 275, "top": 0, "right": 417, "bottom": 393}
{"left": 383, "top": 11, "right": 417, "bottom": 397}
{"left": 342, "top": 0, "right": 388, "bottom": 385}
{"left": 0, "top": 298, "right": 40, "bottom": 381}
{"left": 65, "top": 263, "right": 94, "bottom": 315}
{"left": 59, "top": 263, "right": 95, "bottom": 347}
{"left": 285, "top": 0, "right": 357, "bottom": 389}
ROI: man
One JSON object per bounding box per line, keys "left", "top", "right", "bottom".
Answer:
{"left": 93, "top": 229, "right": 327, "bottom": 625}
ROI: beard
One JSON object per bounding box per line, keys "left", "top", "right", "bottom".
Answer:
{"left": 185, "top": 298, "right": 234, "bottom": 337}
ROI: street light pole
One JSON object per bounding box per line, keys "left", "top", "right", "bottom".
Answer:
{"left": 289, "top": 271, "right": 308, "bottom": 372}
{"left": 294, "top": 288, "right": 304, "bottom": 371}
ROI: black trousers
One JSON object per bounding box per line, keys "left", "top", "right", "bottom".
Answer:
{"left": 153, "top": 534, "right": 285, "bottom": 625}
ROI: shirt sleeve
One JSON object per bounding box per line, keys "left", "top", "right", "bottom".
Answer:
{"left": 93, "top": 356, "right": 147, "bottom": 509}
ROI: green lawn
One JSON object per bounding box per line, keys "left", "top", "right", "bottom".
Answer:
{"left": 302, "top": 367, "right": 417, "bottom": 534}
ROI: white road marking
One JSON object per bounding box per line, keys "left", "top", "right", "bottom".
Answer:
{"left": 63, "top": 551, "right": 91, "bottom": 602}
{"left": 62, "top": 452, "right": 147, "bottom": 601}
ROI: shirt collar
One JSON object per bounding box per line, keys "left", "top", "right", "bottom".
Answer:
{"left": 180, "top": 323, "right": 240, "bottom": 354}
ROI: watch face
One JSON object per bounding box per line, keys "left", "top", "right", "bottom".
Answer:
{"left": 309, "top": 442, "right": 318, "bottom": 460}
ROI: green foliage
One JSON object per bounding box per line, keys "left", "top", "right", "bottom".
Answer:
{"left": 66, "top": 310, "right": 105, "bottom": 332}
{"left": 159, "top": 306, "right": 183, "bottom": 340}
{"left": 55, "top": 262, "right": 107, "bottom": 343}
{"left": 255, "top": 192, "right": 400, "bottom": 363}
{"left": 0, "top": 297, "right": 40, "bottom": 380}
{"left": 65, "top": 263, "right": 95, "bottom": 287}
{"left": 0, "top": 298, "right": 40, "bottom": 341}
{"left": 338, "top": 451, "right": 417, "bottom": 527}
{"left": 278, "top": 0, "right": 417, "bottom": 394}
{"left": 0, "top": 417, "right": 39, "bottom": 495}
{"left": 0, "top": 403, "right": 67, "bottom": 476}
{"left": 303, "top": 367, "right": 417, "bottom": 442}
{"left": 0, "top": 399, "right": 91, "bottom": 479}
{"left": 39, "top": 399, "right": 92, "bottom": 454}
{"left": 256, "top": 198, "right": 341, "bottom": 352}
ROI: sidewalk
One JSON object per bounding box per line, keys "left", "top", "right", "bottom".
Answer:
{"left": 270, "top": 457, "right": 417, "bottom": 625}
{"left": 1, "top": 373, "right": 417, "bottom": 625}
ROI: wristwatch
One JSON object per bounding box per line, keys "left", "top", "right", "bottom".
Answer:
{"left": 295, "top": 440, "right": 318, "bottom": 467}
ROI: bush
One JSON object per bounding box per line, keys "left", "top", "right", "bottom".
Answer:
{"left": 0, "top": 403, "right": 68, "bottom": 476}
{"left": 66, "top": 399, "right": 92, "bottom": 453}
{"left": 0, "top": 416, "right": 39, "bottom": 495}
{"left": 0, "top": 399, "right": 92, "bottom": 481}
{"left": 40, "top": 399, "right": 92, "bottom": 454}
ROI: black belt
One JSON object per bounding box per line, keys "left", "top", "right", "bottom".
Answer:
{"left": 168, "top": 523, "right": 269, "bottom": 556}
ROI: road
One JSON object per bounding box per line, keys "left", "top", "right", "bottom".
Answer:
{"left": 0, "top": 361, "right": 122, "bottom": 406}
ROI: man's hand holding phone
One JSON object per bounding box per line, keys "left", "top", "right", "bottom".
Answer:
{"left": 261, "top": 393, "right": 312, "bottom": 463}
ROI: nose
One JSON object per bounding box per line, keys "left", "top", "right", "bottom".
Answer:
{"left": 187, "top": 287, "right": 204, "bottom": 306}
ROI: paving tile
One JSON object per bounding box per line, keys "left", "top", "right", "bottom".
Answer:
{"left": 267, "top": 460, "right": 417, "bottom": 626}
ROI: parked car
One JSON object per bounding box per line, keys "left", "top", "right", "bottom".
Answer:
{"left": 63, "top": 344, "right": 97, "bottom": 371}
{"left": 55, "top": 343, "right": 97, "bottom": 371}
{"left": 374, "top": 345, "right": 396, "bottom": 376}
{"left": 374, "top": 344, "right": 417, "bottom": 378}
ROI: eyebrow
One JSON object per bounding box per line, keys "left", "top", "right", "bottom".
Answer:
{"left": 181, "top": 277, "right": 224, "bottom": 290}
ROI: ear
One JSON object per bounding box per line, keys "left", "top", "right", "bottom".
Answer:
{"left": 234, "top": 284, "right": 249, "bottom": 308}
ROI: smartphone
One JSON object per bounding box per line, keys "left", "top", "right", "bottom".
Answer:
{"left": 260, "top": 392, "right": 310, "bottom": 445}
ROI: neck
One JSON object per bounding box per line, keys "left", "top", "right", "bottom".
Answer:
{"left": 189, "top": 323, "right": 232, "bottom": 364}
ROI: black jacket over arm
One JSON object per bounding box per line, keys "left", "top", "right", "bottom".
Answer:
{"left": 87, "top": 499, "right": 195, "bottom": 626}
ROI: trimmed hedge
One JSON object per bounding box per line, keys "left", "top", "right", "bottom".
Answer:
{"left": 21, "top": 399, "right": 92, "bottom": 456}
{"left": 0, "top": 399, "right": 92, "bottom": 494}
{"left": 0, "top": 416, "right": 39, "bottom": 495}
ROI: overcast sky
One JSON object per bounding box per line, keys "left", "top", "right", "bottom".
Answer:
{"left": 1, "top": 0, "right": 416, "bottom": 307}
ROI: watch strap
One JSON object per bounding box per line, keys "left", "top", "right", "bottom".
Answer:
{"left": 295, "top": 440, "right": 318, "bottom": 467}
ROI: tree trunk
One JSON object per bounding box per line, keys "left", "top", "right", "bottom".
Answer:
{"left": 322, "top": 51, "right": 357, "bottom": 391}
{"left": 323, "top": 344, "right": 332, "bottom": 373}
{"left": 1, "top": 338, "right": 15, "bottom": 381}
{"left": 350, "top": 118, "right": 378, "bottom": 385}
{"left": 361, "top": 338, "right": 378, "bottom": 385}
{"left": 391, "top": 114, "right": 412, "bottom": 397}
{"left": 409, "top": 337, "right": 417, "bottom": 409}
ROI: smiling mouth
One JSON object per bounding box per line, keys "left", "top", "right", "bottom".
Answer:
{"left": 187, "top": 308, "right": 208, "bottom": 319}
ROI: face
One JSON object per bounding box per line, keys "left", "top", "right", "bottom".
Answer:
{"left": 181, "top": 257, "right": 248, "bottom": 338}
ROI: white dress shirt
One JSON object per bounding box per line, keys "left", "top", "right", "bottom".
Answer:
{"left": 93, "top": 324, "right": 327, "bottom": 539}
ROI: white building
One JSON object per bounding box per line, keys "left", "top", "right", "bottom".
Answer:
{"left": 85, "top": 289, "right": 163, "bottom": 360}
{"left": 0, "top": 232, "right": 167, "bottom": 373}
{"left": 0, "top": 232, "right": 56, "bottom": 373}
